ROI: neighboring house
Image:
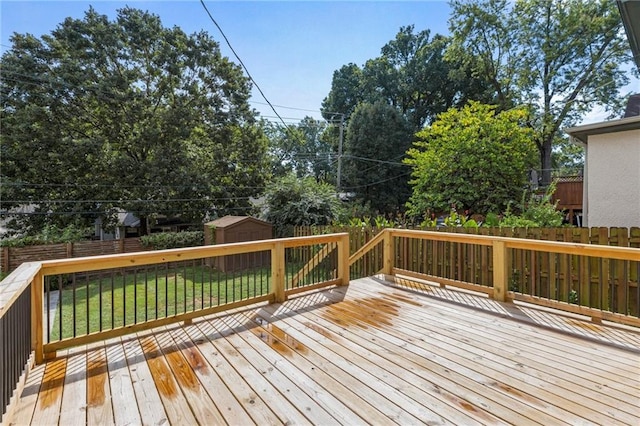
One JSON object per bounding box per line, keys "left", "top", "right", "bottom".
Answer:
{"left": 95, "top": 211, "right": 141, "bottom": 240}
{"left": 561, "top": 1, "right": 640, "bottom": 228}
{"left": 565, "top": 116, "right": 640, "bottom": 228}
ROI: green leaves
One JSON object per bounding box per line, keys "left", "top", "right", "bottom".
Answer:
{"left": 405, "top": 102, "right": 537, "bottom": 216}
{"left": 1, "top": 7, "right": 267, "bottom": 235}
{"left": 343, "top": 101, "right": 413, "bottom": 214}
{"left": 262, "top": 174, "right": 342, "bottom": 237}
{"left": 449, "top": 0, "right": 631, "bottom": 184}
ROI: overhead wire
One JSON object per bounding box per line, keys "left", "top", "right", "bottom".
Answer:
{"left": 3, "top": 33, "right": 418, "bottom": 200}
{"left": 198, "top": 0, "right": 291, "bottom": 132}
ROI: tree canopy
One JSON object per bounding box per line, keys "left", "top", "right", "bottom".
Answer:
{"left": 264, "top": 117, "right": 332, "bottom": 182}
{"left": 448, "top": 0, "right": 633, "bottom": 184}
{"left": 322, "top": 25, "right": 488, "bottom": 131}
{"left": 405, "top": 102, "right": 537, "bottom": 217}
{"left": 342, "top": 101, "right": 413, "bottom": 214}
{"left": 1, "top": 7, "right": 269, "bottom": 235}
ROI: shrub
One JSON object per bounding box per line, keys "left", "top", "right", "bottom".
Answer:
{"left": 140, "top": 231, "right": 204, "bottom": 250}
{"left": 500, "top": 182, "right": 564, "bottom": 228}
{"left": 0, "top": 225, "right": 92, "bottom": 247}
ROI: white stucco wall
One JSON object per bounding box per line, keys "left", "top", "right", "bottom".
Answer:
{"left": 586, "top": 129, "right": 640, "bottom": 228}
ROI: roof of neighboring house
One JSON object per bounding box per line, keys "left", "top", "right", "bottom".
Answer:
{"left": 618, "top": 0, "right": 640, "bottom": 71}
{"left": 117, "top": 211, "right": 140, "bottom": 227}
{"left": 565, "top": 115, "right": 640, "bottom": 145}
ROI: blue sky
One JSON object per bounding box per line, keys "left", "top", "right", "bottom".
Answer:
{"left": 1, "top": 1, "right": 637, "bottom": 124}
{"left": 1, "top": 0, "right": 452, "bottom": 122}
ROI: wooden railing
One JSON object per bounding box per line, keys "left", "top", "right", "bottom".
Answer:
{"left": 0, "top": 262, "right": 40, "bottom": 425}
{"left": 2, "top": 228, "right": 639, "bottom": 422}
{"left": 349, "top": 229, "right": 640, "bottom": 327}
{"left": 0, "top": 233, "right": 349, "bottom": 422}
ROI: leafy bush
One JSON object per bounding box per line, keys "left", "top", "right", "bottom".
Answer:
{"left": 500, "top": 182, "right": 564, "bottom": 228}
{"left": 263, "top": 174, "right": 343, "bottom": 237}
{"left": 0, "top": 225, "right": 92, "bottom": 247}
{"left": 140, "top": 231, "right": 204, "bottom": 250}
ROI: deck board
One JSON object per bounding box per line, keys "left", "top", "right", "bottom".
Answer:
{"left": 348, "top": 284, "right": 638, "bottom": 424}
{"left": 10, "top": 277, "right": 640, "bottom": 425}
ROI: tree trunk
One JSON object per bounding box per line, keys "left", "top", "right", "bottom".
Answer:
{"left": 539, "top": 135, "right": 553, "bottom": 186}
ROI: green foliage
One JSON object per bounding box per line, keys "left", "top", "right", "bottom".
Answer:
{"left": 343, "top": 101, "right": 413, "bottom": 214}
{"left": 500, "top": 182, "right": 564, "bottom": 228}
{"left": 419, "top": 209, "right": 478, "bottom": 229}
{"left": 551, "top": 137, "right": 584, "bottom": 176}
{"left": 449, "top": 0, "right": 631, "bottom": 184}
{"left": 140, "top": 231, "right": 204, "bottom": 250}
{"left": 1, "top": 7, "right": 268, "bottom": 236}
{"left": 322, "top": 26, "right": 490, "bottom": 131}
{"left": 483, "top": 213, "right": 501, "bottom": 227}
{"left": 0, "top": 225, "right": 91, "bottom": 247}
{"left": 406, "top": 102, "right": 537, "bottom": 217}
{"left": 263, "top": 174, "right": 343, "bottom": 237}
{"left": 264, "top": 117, "right": 332, "bottom": 182}
{"left": 335, "top": 213, "right": 408, "bottom": 229}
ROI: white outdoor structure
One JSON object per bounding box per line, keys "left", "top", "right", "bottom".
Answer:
{"left": 565, "top": 116, "right": 640, "bottom": 228}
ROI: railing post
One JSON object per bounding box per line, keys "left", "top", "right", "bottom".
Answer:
{"left": 272, "top": 241, "right": 286, "bottom": 303}
{"left": 492, "top": 240, "right": 509, "bottom": 302}
{"left": 337, "top": 233, "right": 350, "bottom": 285}
{"left": 382, "top": 230, "right": 394, "bottom": 276}
{"left": 31, "top": 271, "right": 44, "bottom": 364}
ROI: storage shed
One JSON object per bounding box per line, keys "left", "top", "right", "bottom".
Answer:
{"left": 204, "top": 216, "right": 273, "bottom": 272}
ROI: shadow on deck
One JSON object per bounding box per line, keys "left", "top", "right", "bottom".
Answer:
{"left": 9, "top": 276, "right": 640, "bottom": 425}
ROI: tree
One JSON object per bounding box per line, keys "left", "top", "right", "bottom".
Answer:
{"left": 343, "top": 101, "right": 413, "bottom": 214}
{"left": 262, "top": 174, "right": 342, "bottom": 237}
{"left": 405, "top": 102, "right": 537, "bottom": 217}
{"left": 322, "top": 26, "right": 486, "bottom": 132}
{"left": 264, "top": 117, "right": 332, "bottom": 182}
{"left": 448, "top": 0, "right": 633, "bottom": 185}
{"left": 0, "top": 7, "right": 269, "bottom": 235}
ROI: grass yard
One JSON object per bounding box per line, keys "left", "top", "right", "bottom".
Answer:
{"left": 48, "top": 264, "right": 272, "bottom": 341}
{"left": 47, "top": 255, "right": 337, "bottom": 342}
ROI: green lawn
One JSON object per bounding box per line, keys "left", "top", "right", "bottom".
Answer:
{"left": 47, "top": 257, "right": 336, "bottom": 342}
{"left": 48, "top": 264, "right": 271, "bottom": 341}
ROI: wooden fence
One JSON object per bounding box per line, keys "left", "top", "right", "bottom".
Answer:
{"left": 1, "top": 239, "right": 145, "bottom": 273}
{"left": 295, "top": 226, "right": 640, "bottom": 254}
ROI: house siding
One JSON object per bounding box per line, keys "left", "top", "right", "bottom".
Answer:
{"left": 587, "top": 129, "right": 640, "bottom": 227}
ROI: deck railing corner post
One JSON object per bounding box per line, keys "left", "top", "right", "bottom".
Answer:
{"left": 272, "top": 241, "right": 286, "bottom": 303}
{"left": 382, "top": 229, "right": 394, "bottom": 276}
{"left": 338, "top": 233, "right": 350, "bottom": 285}
{"left": 30, "top": 270, "right": 44, "bottom": 364}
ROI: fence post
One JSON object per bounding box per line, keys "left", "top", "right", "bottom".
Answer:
{"left": 66, "top": 242, "right": 73, "bottom": 258}
{"left": 272, "top": 242, "right": 286, "bottom": 303}
{"left": 337, "top": 233, "right": 350, "bottom": 285}
{"left": 382, "top": 230, "right": 394, "bottom": 276}
{"left": 31, "top": 271, "right": 44, "bottom": 364}
{"left": 492, "top": 240, "right": 509, "bottom": 302}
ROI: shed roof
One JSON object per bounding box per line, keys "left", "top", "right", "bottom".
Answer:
{"left": 206, "top": 215, "right": 270, "bottom": 228}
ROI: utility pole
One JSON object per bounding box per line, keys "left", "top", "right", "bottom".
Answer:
{"left": 337, "top": 113, "right": 344, "bottom": 192}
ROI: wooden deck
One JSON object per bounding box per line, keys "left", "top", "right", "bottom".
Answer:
{"left": 9, "top": 277, "right": 640, "bottom": 425}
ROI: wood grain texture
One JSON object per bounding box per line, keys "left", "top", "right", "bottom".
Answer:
{"left": 11, "top": 277, "right": 640, "bottom": 425}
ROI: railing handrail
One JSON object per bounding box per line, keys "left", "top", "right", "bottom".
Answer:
{"left": 38, "top": 233, "right": 349, "bottom": 275}
{"left": 387, "top": 228, "right": 640, "bottom": 261}
{"left": 0, "top": 262, "right": 41, "bottom": 320}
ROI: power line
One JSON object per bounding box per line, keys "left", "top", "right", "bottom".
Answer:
{"left": 199, "top": 0, "right": 291, "bottom": 132}
{"left": 341, "top": 172, "right": 413, "bottom": 190}
{"left": 343, "top": 155, "right": 413, "bottom": 167}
